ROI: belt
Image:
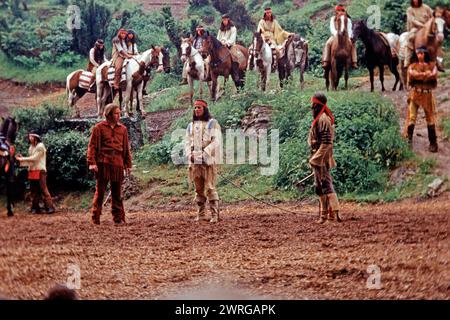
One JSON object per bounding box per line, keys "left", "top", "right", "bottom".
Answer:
{"left": 414, "top": 88, "right": 432, "bottom": 93}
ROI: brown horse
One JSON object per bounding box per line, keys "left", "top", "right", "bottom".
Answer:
{"left": 414, "top": 14, "right": 446, "bottom": 66}
{"left": 201, "top": 34, "right": 248, "bottom": 101}
{"left": 326, "top": 15, "right": 352, "bottom": 90}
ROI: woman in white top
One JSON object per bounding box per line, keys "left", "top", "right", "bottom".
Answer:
{"left": 217, "top": 14, "right": 237, "bottom": 48}
{"left": 126, "top": 30, "right": 139, "bottom": 56}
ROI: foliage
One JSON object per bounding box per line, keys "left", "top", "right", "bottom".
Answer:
{"left": 136, "top": 137, "right": 179, "bottom": 166}
{"left": 211, "top": 0, "right": 255, "bottom": 29}
{"left": 45, "top": 130, "right": 93, "bottom": 189}
{"left": 273, "top": 91, "right": 409, "bottom": 194}
{"left": 71, "top": 0, "right": 111, "bottom": 55}
{"left": 12, "top": 103, "right": 70, "bottom": 137}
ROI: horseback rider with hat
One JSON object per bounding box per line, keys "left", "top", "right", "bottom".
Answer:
{"left": 322, "top": 5, "right": 357, "bottom": 69}
{"left": 257, "top": 7, "right": 294, "bottom": 71}
{"left": 111, "top": 29, "right": 133, "bottom": 90}
{"left": 406, "top": 46, "right": 439, "bottom": 152}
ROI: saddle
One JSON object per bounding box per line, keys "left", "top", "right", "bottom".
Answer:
{"left": 107, "top": 60, "right": 129, "bottom": 87}
{"left": 377, "top": 32, "right": 396, "bottom": 57}
{"left": 78, "top": 71, "right": 95, "bottom": 90}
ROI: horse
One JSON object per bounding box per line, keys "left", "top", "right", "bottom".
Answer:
{"left": 96, "top": 47, "right": 164, "bottom": 117}
{"left": 278, "top": 34, "right": 309, "bottom": 89}
{"left": 326, "top": 14, "right": 352, "bottom": 91}
{"left": 201, "top": 34, "right": 249, "bottom": 101}
{"left": 0, "top": 117, "right": 18, "bottom": 217}
{"left": 180, "top": 37, "right": 209, "bottom": 105}
{"left": 250, "top": 31, "right": 272, "bottom": 91}
{"left": 66, "top": 66, "right": 104, "bottom": 117}
{"left": 352, "top": 20, "right": 401, "bottom": 92}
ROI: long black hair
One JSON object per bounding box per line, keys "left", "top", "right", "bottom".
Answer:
{"left": 220, "top": 20, "right": 235, "bottom": 32}
{"left": 193, "top": 107, "right": 212, "bottom": 122}
{"left": 410, "top": 0, "right": 423, "bottom": 8}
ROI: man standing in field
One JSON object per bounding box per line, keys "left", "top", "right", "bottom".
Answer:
{"left": 185, "top": 99, "right": 222, "bottom": 223}
{"left": 406, "top": 46, "right": 439, "bottom": 152}
{"left": 87, "top": 104, "right": 132, "bottom": 225}
{"left": 308, "top": 93, "right": 341, "bottom": 224}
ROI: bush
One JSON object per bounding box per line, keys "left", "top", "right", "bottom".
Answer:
{"left": 45, "top": 130, "right": 93, "bottom": 189}
{"left": 137, "top": 138, "right": 178, "bottom": 166}
{"left": 12, "top": 103, "right": 70, "bottom": 136}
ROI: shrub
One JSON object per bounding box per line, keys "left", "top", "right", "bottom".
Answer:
{"left": 137, "top": 138, "right": 179, "bottom": 166}
{"left": 44, "top": 131, "right": 93, "bottom": 189}
{"left": 12, "top": 103, "right": 70, "bottom": 136}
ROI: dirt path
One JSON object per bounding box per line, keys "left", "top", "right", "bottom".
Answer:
{"left": 0, "top": 80, "right": 64, "bottom": 116}
{"left": 129, "top": 0, "right": 188, "bottom": 17}
{"left": 0, "top": 194, "right": 448, "bottom": 300}
{"left": 355, "top": 73, "right": 450, "bottom": 178}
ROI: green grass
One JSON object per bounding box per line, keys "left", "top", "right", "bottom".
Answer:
{"left": 0, "top": 51, "right": 85, "bottom": 85}
{"left": 440, "top": 116, "right": 450, "bottom": 140}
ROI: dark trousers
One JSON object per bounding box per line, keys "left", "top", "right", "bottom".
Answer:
{"left": 30, "top": 171, "right": 55, "bottom": 211}
{"left": 91, "top": 175, "right": 125, "bottom": 223}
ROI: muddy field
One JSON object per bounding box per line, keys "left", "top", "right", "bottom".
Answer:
{"left": 0, "top": 193, "right": 448, "bottom": 300}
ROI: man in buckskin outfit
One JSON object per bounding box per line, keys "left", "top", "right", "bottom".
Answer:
{"left": 185, "top": 99, "right": 222, "bottom": 223}
{"left": 87, "top": 104, "right": 132, "bottom": 225}
{"left": 406, "top": 46, "right": 439, "bottom": 152}
{"left": 308, "top": 93, "right": 341, "bottom": 224}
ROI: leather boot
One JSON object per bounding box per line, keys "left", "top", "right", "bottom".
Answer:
{"left": 407, "top": 124, "right": 415, "bottom": 146}
{"left": 194, "top": 202, "right": 207, "bottom": 221}
{"left": 317, "top": 211, "right": 328, "bottom": 224}
{"left": 329, "top": 210, "right": 342, "bottom": 222}
{"left": 427, "top": 125, "right": 438, "bottom": 153}
{"left": 209, "top": 200, "right": 219, "bottom": 223}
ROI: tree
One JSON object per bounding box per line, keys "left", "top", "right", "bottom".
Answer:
{"left": 71, "top": 0, "right": 111, "bottom": 55}
{"left": 211, "top": 0, "right": 254, "bottom": 30}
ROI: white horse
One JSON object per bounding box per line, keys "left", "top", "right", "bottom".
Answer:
{"left": 96, "top": 47, "right": 163, "bottom": 117}
{"left": 250, "top": 31, "right": 272, "bottom": 91}
{"left": 180, "top": 37, "right": 208, "bottom": 106}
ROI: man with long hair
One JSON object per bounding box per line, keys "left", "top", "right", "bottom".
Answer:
{"left": 217, "top": 14, "right": 237, "bottom": 48}
{"left": 257, "top": 7, "right": 294, "bottom": 71}
{"left": 126, "top": 30, "right": 139, "bottom": 56}
{"left": 322, "top": 5, "right": 357, "bottom": 70}
{"left": 87, "top": 104, "right": 132, "bottom": 225}
{"left": 87, "top": 39, "right": 106, "bottom": 90}
{"left": 185, "top": 99, "right": 222, "bottom": 223}
{"left": 406, "top": 46, "right": 439, "bottom": 152}
{"left": 308, "top": 93, "right": 341, "bottom": 224}
{"left": 111, "top": 29, "right": 133, "bottom": 90}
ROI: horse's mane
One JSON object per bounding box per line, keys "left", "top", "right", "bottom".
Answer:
{"left": 355, "top": 20, "right": 388, "bottom": 51}
{"left": 208, "top": 34, "right": 224, "bottom": 50}
{"left": 0, "top": 117, "right": 17, "bottom": 143}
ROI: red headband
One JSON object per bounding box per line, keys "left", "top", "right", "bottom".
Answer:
{"left": 311, "top": 97, "right": 335, "bottom": 127}
{"left": 335, "top": 5, "right": 345, "bottom": 11}
{"left": 194, "top": 100, "right": 208, "bottom": 108}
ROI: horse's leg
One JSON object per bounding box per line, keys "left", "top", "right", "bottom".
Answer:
{"left": 278, "top": 63, "right": 285, "bottom": 89}
{"left": 6, "top": 178, "right": 13, "bottom": 216}
{"left": 379, "top": 64, "right": 386, "bottom": 92}
{"left": 324, "top": 67, "right": 330, "bottom": 91}
{"left": 369, "top": 66, "right": 375, "bottom": 92}
{"left": 300, "top": 65, "right": 305, "bottom": 90}
{"left": 119, "top": 90, "right": 124, "bottom": 115}
{"left": 137, "top": 82, "right": 144, "bottom": 116}
{"left": 391, "top": 58, "right": 401, "bottom": 91}
{"left": 344, "top": 64, "right": 349, "bottom": 90}
{"left": 211, "top": 74, "right": 218, "bottom": 102}
{"left": 188, "top": 76, "right": 194, "bottom": 106}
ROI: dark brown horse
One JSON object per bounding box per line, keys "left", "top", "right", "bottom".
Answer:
{"left": 0, "top": 117, "right": 18, "bottom": 216}
{"left": 278, "top": 34, "right": 309, "bottom": 89}
{"left": 326, "top": 15, "right": 352, "bottom": 90}
{"left": 352, "top": 20, "right": 401, "bottom": 92}
{"left": 201, "top": 34, "right": 248, "bottom": 101}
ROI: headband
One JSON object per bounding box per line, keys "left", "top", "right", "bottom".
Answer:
{"left": 194, "top": 100, "right": 208, "bottom": 108}
{"left": 335, "top": 5, "right": 345, "bottom": 11}
{"left": 311, "top": 97, "right": 335, "bottom": 127}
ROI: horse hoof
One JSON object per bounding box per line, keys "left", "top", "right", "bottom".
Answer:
{"left": 7, "top": 212, "right": 14, "bottom": 217}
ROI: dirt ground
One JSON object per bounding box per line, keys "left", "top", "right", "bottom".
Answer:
{"left": 0, "top": 194, "right": 448, "bottom": 300}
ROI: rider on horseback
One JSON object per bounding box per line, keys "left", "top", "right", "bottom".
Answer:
{"left": 112, "top": 29, "right": 133, "bottom": 90}
{"left": 180, "top": 25, "right": 210, "bottom": 85}
{"left": 87, "top": 39, "right": 106, "bottom": 91}
{"left": 257, "top": 7, "right": 294, "bottom": 72}
{"left": 322, "top": 5, "right": 357, "bottom": 70}
{"left": 126, "top": 29, "right": 139, "bottom": 56}
{"left": 217, "top": 14, "right": 237, "bottom": 48}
